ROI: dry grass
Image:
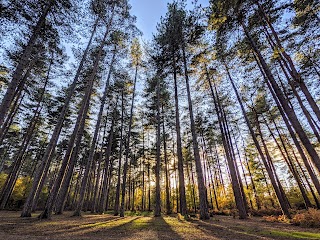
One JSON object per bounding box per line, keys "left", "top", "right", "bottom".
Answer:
{"left": 262, "top": 214, "right": 290, "bottom": 223}
{"left": 292, "top": 208, "right": 320, "bottom": 228}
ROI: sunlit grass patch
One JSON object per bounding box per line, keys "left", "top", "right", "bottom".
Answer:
{"left": 261, "top": 230, "right": 320, "bottom": 239}
{"left": 163, "top": 216, "right": 206, "bottom": 235}
{"left": 120, "top": 217, "right": 152, "bottom": 230}
{"left": 58, "top": 216, "right": 141, "bottom": 236}
{"left": 81, "top": 217, "right": 135, "bottom": 229}
{"left": 124, "top": 211, "right": 153, "bottom": 217}
{"left": 209, "top": 218, "right": 320, "bottom": 239}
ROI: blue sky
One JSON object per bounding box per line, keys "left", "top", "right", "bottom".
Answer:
{"left": 129, "top": 0, "right": 209, "bottom": 40}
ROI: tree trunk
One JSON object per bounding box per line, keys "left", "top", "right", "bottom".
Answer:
{"left": 73, "top": 47, "right": 117, "bottom": 216}
{"left": 225, "top": 63, "right": 291, "bottom": 218}
{"left": 241, "top": 22, "right": 320, "bottom": 174}
{"left": 264, "top": 114, "right": 312, "bottom": 208}
{"left": 237, "top": 129, "right": 261, "bottom": 210}
{"left": 141, "top": 117, "right": 145, "bottom": 211}
{"left": 0, "top": 65, "right": 32, "bottom": 145}
{"left": 98, "top": 100, "right": 118, "bottom": 214}
{"left": 256, "top": 1, "right": 320, "bottom": 123}
{"left": 0, "top": 57, "right": 51, "bottom": 209}
{"left": 53, "top": 101, "right": 88, "bottom": 214}
{"left": 120, "top": 64, "right": 138, "bottom": 217}
{"left": 222, "top": 106, "right": 249, "bottom": 214}
{"left": 20, "top": 18, "right": 99, "bottom": 218}
{"left": 0, "top": 0, "right": 54, "bottom": 127}
{"left": 147, "top": 162, "right": 151, "bottom": 212}
{"left": 38, "top": 24, "right": 109, "bottom": 220}
{"left": 182, "top": 45, "right": 209, "bottom": 220}
{"left": 114, "top": 90, "right": 124, "bottom": 216}
{"left": 162, "top": 105, "right": 171, "bottom": 214}
{"left": 171, "top": 51, "right": 187, "bottom": 216}
{"left": 154, "top": 76, "right": 161, "bottom": 217}
{"left": 231, "top": 128, "right": 254, "bottom": 210}
{"left": 252, "top": 51, "right": 320, "bottom": 196}
{"left": 206, "top": 66, "right": 247, "bottom": 219}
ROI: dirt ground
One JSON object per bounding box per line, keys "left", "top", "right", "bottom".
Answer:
{"left": 0, "top": 211, "right": 319, "bottom": 240}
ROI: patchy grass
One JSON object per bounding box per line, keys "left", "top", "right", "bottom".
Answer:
{"left": 0, "top": 211, "right": 319, "bottom": 240}
{"left": 261, "top": 230, "right": 320, "bottom": 239}
{"left": 125, "top": 211, "right": 153, "bottom": 217}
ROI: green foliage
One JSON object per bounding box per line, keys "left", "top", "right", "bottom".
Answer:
{"left": 0, "top": 173, "right": 7, "bottom": 189}
{"left": 0, "top": 173, "right": 48, "bottom": 209}
{"left": 261, "top": 230, "right": 320, "bottom": 239}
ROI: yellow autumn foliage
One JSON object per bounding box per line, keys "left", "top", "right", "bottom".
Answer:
{"left": 272, "top": 47, "right": 285, "bottom": 59}
{"left": 208, "top": 15, "right": 227, "bottom": 30}
{"left": 0, "top": 173, "right": 33, "bottom": 204}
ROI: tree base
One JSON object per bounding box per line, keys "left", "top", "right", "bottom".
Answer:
{"left": 72, "top": 211, "right": 82, "bottom": 217}
{"left": 20, "top": 212, "right": 32, "bottom": 218}
{"left": 38, "top": 209, "right": 50, "bottom": 220}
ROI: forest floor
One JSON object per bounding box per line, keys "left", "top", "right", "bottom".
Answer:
{"left": 0, "top": 211, "right": 319, "bottom": 240}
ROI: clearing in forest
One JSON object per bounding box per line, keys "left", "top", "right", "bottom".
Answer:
{"left": 0, "top": 211, "right": 320, "bottom": 240}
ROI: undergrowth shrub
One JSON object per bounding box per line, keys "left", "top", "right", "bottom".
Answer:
{"left": 251, "top": 208, "right": 283, "bottom": 217}
{"left": 262, "top": 215, "right": 290, "bottom": 223}
{"left": 292, "top": 209, "right": 320, "bottom": 228}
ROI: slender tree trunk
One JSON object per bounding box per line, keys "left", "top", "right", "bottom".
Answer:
{"left": 238, "top": 130, "right": 261, "bottom": 210}
{"left": 264, "top": 114, "right": 312, "bottom": 208}
{"left": 114, "top": 90, "right": 124, "bottom": 216}
{"left": 225, "top": 63, "right": 291, "bottom": 218}
{"left": 91, "top": 106, "right": 109, "bottom": 212}
{"left": 131, "top": 164, "right": 135, "bottom": 211}
{"left": 200, "top": 139, "right": 214, "bottom": 210}
{"left": 252, "top": 52, "right": 320, "bottom": 196}
{"left": 147, "top": 162, "right": 151, "bottom": 212}
{"left": 241, "top": 22, "right": 320, "bottom": 173}
{"left": 120, "top": 64, "right": 138, "bottom": 217}
{"left": 73, "top": 47, "right": 117, "bottom": 216}
{"left": 189, "top": 158, "right": 197, "bottom": 214}
{"left": 206, "top": 66, "right": 247, "bottom": 219}
{"left": 162, "top": 106, "right": 171, "bottom": 214}
{"left": 206, "top": 154, "right": 219, "bottom": 210}
{"left": 173, "top": 148, "right": 179, "bottom": 213}
{"left": 182, "top": 45, "right": 209, "bottom": 220}
{"left": 231, "top": 129, "right": 254, "bottom": 210}
{"left": 98, "top": 101, "right": 118, "bottom": 214}
{"left": 0, "top": 65, "right": 32, "bottom": 145}
{"left": 222, "top": 106, "right": 249, "bottom": 213}
{"left": 213, "top": 143, "right": 226, "bottom": 195}
{"left": 0, "top": 58, "right": 51, "bottom": 209}
{"left": 154, "top": 76, "right": 161, "bottom": 217}
{"left": 171, "top": 52, "right": 187, "bottom": 216}
{"left": 38, "top": 25, "right": 109, "bottom": 220}
{"left": 21, "top": 18, "right": 100, "bottom": 218}
{"left": 54, "top": 103, "right": 88, "bottom": 214}
{"left": 141, "top": 117, "right": 145, "bottom": 211}
{"left": 255, "top": 110, "right": 291, "bottom": 213}
{"left": 92, "top": 151, "right": 102, "bottom": 212}
{"left": 256, "top": 1, "right": 320, "bottom": 123}
{"left": 0, "top": 0, "right": 54, "bottom": 127}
